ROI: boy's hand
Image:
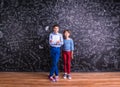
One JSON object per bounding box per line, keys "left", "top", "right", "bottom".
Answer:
{"left": 50, "top": 40, "right": 53, "bottom": 43}
{"left": 56, "top": 40, "right": 60, "bottom": 44}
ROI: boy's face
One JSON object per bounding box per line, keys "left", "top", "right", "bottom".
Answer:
{"left": 53, "top": 26, "right": 59, "bottom": 33}
{"left": 64, "top": 31, "right": 70, "bottom": 37}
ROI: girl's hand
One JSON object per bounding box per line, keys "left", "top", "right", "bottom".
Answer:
{"left": 71, "top": 51, "right": 74, "bottom": 59}
{"left": 71, "top": 54, "right": 74, "bottom": 59}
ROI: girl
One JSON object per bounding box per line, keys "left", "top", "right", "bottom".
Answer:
{"left": 49, "top": 24, "right": 63, "bottom": 82}
{"left": 62, "top": 30, "right": 74, "bottom": 80}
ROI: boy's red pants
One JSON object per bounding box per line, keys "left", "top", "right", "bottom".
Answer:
{"left": 62, "top": 51, "right": 71, "bottom": 74}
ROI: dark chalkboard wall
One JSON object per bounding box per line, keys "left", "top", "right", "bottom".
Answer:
{"left": 0, "top": 0, "right": 120, "bottom": 72}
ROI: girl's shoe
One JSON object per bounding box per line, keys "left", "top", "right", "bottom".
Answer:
{"left": 49, "top": 76, "right": 56, "bottom": 82}
{"left": 63, "top": 73, "right": 67, "bottom": 79}
{"left": 67, "top": 74, "right": 72, "bottom": 80}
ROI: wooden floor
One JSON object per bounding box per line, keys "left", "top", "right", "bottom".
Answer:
{"left": 0, "top": 72, "right": 120, "bottom": 87}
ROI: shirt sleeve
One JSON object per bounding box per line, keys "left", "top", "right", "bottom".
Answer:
{"left": 49, "top": 33, "right": 56, "bottom": 45}
{"left": 71, "top": 39, "right": 74, "bottom": 51}
{"left": 59, "top": 34, "right": 63, "bottom": 45}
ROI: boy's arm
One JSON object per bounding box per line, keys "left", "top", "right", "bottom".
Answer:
{"left": 60, "top": 34, "right": 64, "bottom": 45}
{"left": 49, "top": 34, "right": 56, "bottom": 45}
{"left": 56, "top": 34, "right": 63, "bottom": 45}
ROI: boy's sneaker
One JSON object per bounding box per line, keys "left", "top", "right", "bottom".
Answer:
{"left": 63, "top": 73, "right": 67, "bottom": 79}
{"left": 49, "top": 76, "right": 56, "bottom": 82}
{"left": 54, "top": 76, "right": 59, "bottom": 82}
{"left": 67, "top": 74, "right": 72, "bottom": 80}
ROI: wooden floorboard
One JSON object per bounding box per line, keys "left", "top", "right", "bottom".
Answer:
{"left": 0, "top": 72, "right": 119, "bottom": 87}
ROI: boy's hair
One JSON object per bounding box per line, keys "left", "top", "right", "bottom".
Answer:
{"left": 52, "top": 24, "right": 59, "bottom": 29}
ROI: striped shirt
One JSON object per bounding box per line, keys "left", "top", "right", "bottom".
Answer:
{"left": 49, "top": 32, "right": 63, "bottom": 47}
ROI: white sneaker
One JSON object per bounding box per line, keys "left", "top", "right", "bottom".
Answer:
{"left": 63, "top": 74, "right": 67, "bottom": 79}
{"left": 49, "top": 76, "right": 56, "bottom": 82}
{"left": 54, "top": 76, "right": 59, "bottom": 82}
{"left": 67, "top": 74, "right": 72, "bottom": 80}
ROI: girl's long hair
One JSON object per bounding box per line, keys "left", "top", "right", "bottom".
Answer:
{"left": 63, "top": 30, "right": 71, "bottom": 39}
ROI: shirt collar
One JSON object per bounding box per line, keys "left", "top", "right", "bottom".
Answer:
{"left": 52, "top": 32, "right": 59, "bottom": 35}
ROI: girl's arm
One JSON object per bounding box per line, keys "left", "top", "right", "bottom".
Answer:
{"left": 71, "top": 51, "right": 74, "bottom": 59}
{"left": 71, "top": 39, "right": 74, "bottom": 59}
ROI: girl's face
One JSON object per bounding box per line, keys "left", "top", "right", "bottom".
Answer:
{"left": 64, "top": 31, "right": 70, "bottom": 38}
{"left": 53, "top": 26, "right": 59, "bottom": 33}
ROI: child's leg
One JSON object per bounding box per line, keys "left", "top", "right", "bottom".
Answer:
{"left": 66, "top": 51, "right": 71, "bottom": 74}
{"left": 49, "top": 48, "right": 58, "bottom": 82}
{"left": 49, "top": 47, "right": 57, "bottom": 77}
{"left": 66, "top": 51, "right": 72, "bottom": 79}
{"left": 62, "top": 51, "right": 67, "bottom": 73}
{"left": 62, "top": 51, "right": 68, "bottom": 79}
{"left": 55, "top": 48, "right": 60, "bottom": 76}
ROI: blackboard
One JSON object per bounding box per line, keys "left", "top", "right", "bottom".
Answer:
{"left": 0, "top": 0, "right": 120, "bottom": 71}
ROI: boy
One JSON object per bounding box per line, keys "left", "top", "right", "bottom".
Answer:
{"left": 49, "top": 24, "right": 63, "bottom": 82}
